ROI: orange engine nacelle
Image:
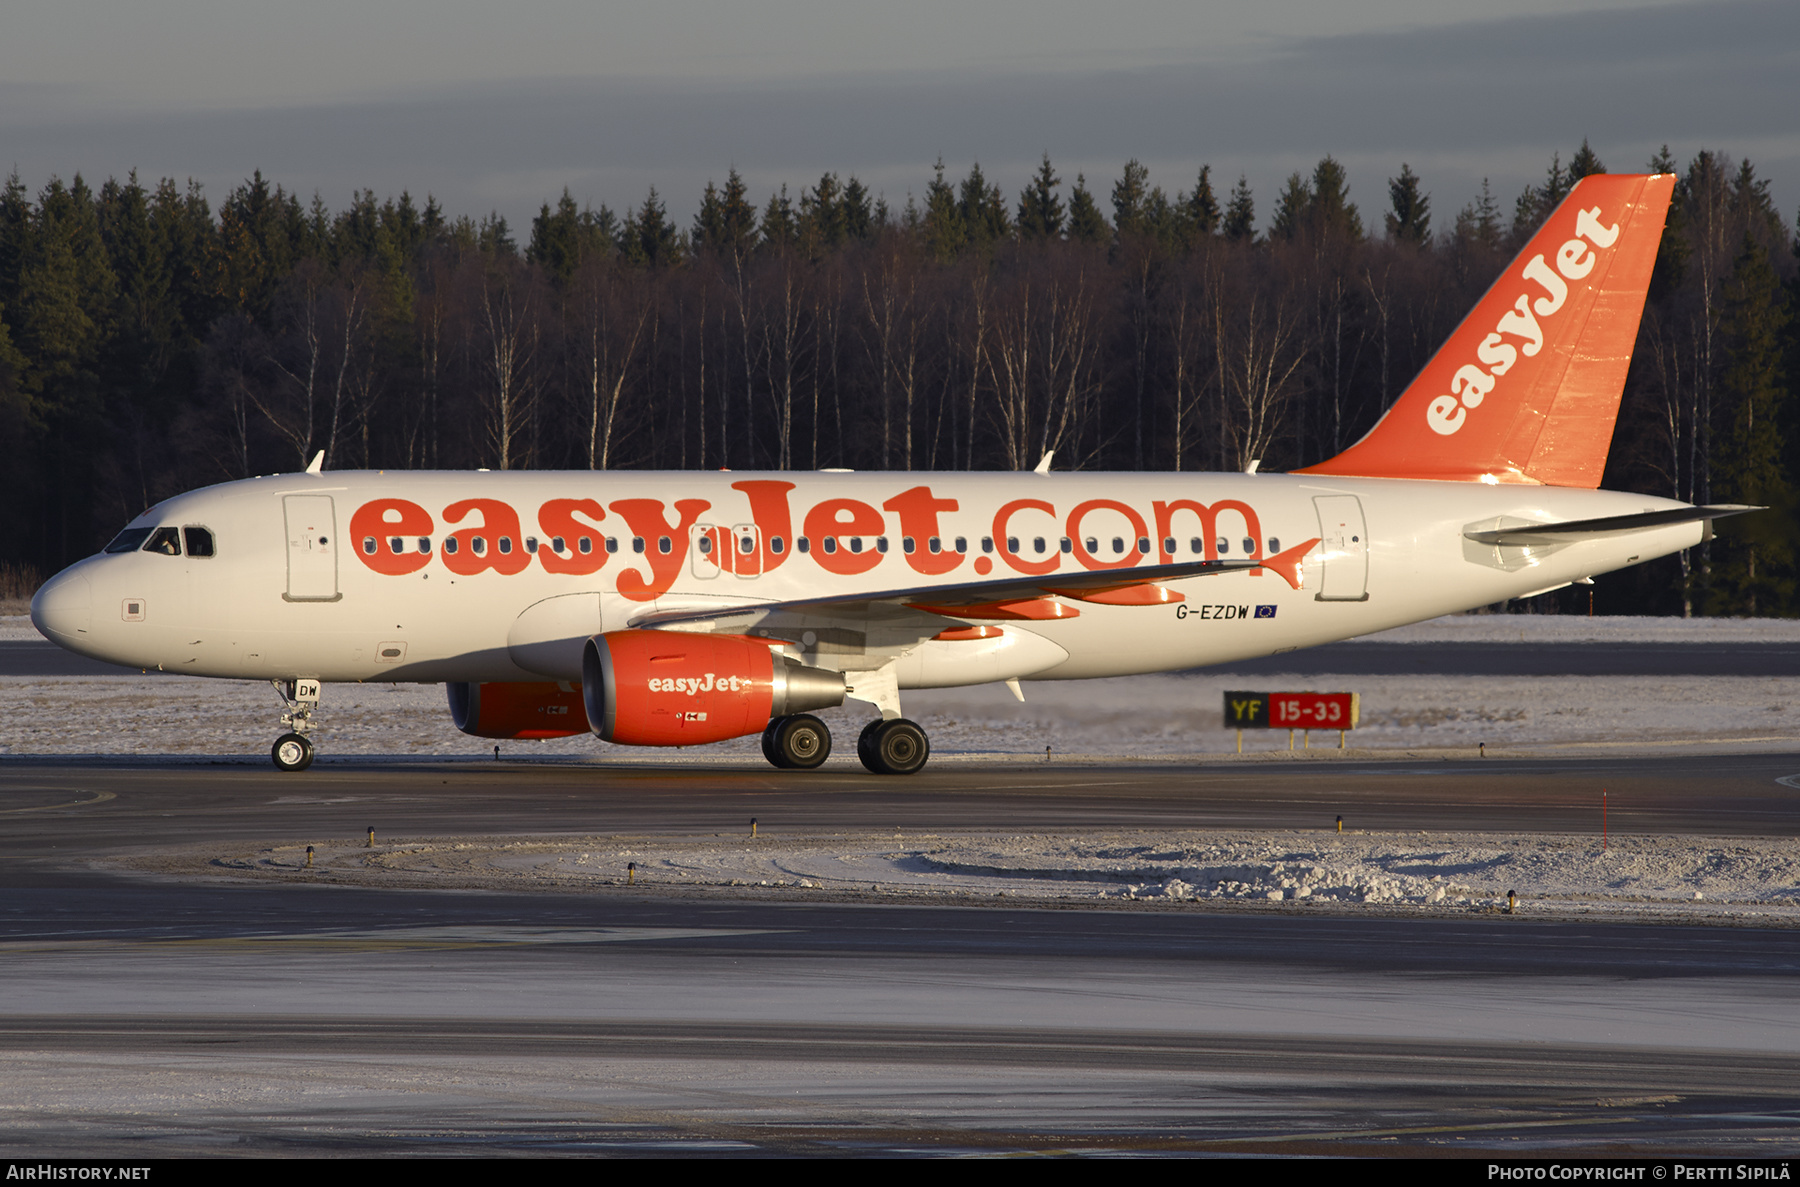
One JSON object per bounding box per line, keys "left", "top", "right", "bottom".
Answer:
{"left": 447, "top": 681, "right": 589, "bottom": 739}
{"left": 583, "top": 630, "right": 847, "bottom": 747}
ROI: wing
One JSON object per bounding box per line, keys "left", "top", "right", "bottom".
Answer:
{"left": 625, "top": 538, "right": 1320, "bottom": 648}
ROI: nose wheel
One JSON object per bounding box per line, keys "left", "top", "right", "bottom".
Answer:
{"left": 857, "top": 717, "right": 930, "bottom": 775}
{"left": 270, "top": 677, "right": 322, "bottom": 772}
{"left": 272, "top": 732, "right": 315, "bottom": 772}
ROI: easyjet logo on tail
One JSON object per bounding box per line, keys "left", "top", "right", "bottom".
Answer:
{"left": 1428, "top": 205, "right": 1620, "bottom": 436}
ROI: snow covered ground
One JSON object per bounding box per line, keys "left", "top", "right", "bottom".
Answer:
{"left": 159, "top": 827, "right": 1800, "bottom": 924}
{"left": 5, "top": 613, "right": 1800, "bottom": 760}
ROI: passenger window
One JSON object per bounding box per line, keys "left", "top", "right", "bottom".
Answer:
{"left": 105, "top": 528, "right": 154, "bottom": 554}
{"left": 1191, "top": 537, "right": 1203, "bottom": 554}
{"left": 823, "top": 538, "right": 838, "bottom": 555}
{"left": 698, "top": 536, "right": 713, "bottom": 555}
{"left": 418, "top": 537, "right": 431, "bottom": 553}
{"left": 849, "top": 537, "right": 863, "bottom": 554}
{"left": 875, "top": 537, "right": 888, "bottom": 553}
{"left": 1162, "top": 537, "right": 1175, "bottom": 554}
{"left": 1032, "top": 537, "right": 1045, "bottom": 554}
{"left": 1085, "top": 537, "right": 1098, "bottom": 553}
{"left": 605, "top": 537, "right": 618, "bottom": 554}
{"left": 526, "top": 537, "right": 539, "bottom": 554}
{"left": 444, "top": 537, "right": 459, "bottom": 554}
{"left": 1059, "top": 537, "right": 1072, "bottom": 554}
{"left": 632, "top": 537, "right": 645, "bottom": 554}
{"left": 388, "top": 536, "right": 402, "bottom": 554}
{"left": 183, "top": 527, "right": 215, "bottom": 557}
{"left": 1007, "top": 537, "right": 1019, "bottom": 554}
{"left": 927, "top": 537, "right": 941, "bottom": 554}
{"left": 498, "top": 536, "right": 513, "bottom": 555}
{"left": 472, "top": 537, "right": 487, "bottom": 555}
{"left": 1137, "top": 538, "right": 1150, "bottom": 554}
{"left": 955, "top": 537, "right": 967, "bottom": 554}
{"left": 1242, "top": 537, "right": 1255, "bottom": 555}
{"left": 362, "top": 537, "right": 377, "bottom": 555}
{"left": 797, "top": 537, "right": 810, "bottom": 554}
{"left": 903, "top": 537, "right": 916, "bottom": 554}
{"left": 771, "top": 536, "right": 786, "bottom": 554}
{"left": 579, "top": 537, "right": 593, "bottom": 554}
{"left": 1268, "top": 537, "right": 1281, "bottom": 553}
{"left": 144, "top": 527, "right": 182, "bottom": 556}
{"left": 551, "top": 536, "right": 565, "bottom": 553}
{"left": 1217, "top": 537, "right": 1229, "bottom": 554}
{"left": 658, "top": 536, "right": 671, "bottom": 554}
{"left": 1111, "top": 537, "right": 1123, "bottom": 555}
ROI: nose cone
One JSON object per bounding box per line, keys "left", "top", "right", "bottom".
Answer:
{"left": 31, "top": 568, "right": 92, "bottom": 645}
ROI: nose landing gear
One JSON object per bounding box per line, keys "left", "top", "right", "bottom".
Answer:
{"left": 271, "top": 678, "right": 321, "bottom": 772}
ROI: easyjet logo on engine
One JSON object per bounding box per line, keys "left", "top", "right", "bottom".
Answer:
{"left": 349, "top": 483, "right": 1274, "bottom": 601}
{"left": 1426, "top": 205, "right": 1621, "bottom": 436}
{"left": 650, "top": 674, "right": 754, "bottom": 695}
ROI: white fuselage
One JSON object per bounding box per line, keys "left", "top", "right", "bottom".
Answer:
{"left": 31, "top": 469, "right": 1699, "bottom": 694}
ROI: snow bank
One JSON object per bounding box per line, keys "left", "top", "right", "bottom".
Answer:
{"left": 173, "top": 828, "right": 1800, "bottom": 922}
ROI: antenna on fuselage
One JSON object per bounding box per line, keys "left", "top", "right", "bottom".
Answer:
{"left": 1033, "top": 451, "right": 1055, "bottom": 475}
{"left": 305, "top": 451, "right": 324, "bottom": 475}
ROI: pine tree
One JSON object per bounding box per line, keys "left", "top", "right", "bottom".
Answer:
{"left": 958, "top": 163, "right": 1009, "bottom": 248}
{"left": 758, "top": 185, "right": 798, "bottom": 253}
{"left": 1710, "top": 231, "right": 1793, "bottom": 614}
{"left": 922, "top": 159, "right": 964, "bottom": 260}
{"left": 1222, "top": 175, "right": 1256, "bottom": 243}
{"left": 1269, "top": 172, "right": 1311, "bottom": 242}
{"left": 1308, "top": 157, "right": 1362, "bottom": 242}
{"left": 624, "top": 188, "right": 679, "bottom": 266}
{"left": 1568, "top": 138, "right": 1606, "bottom": 182}
{"left": 1384, "top": 163, "right": 1430, "bottom": 243}
{"left": 1179, "top": 165, "right": 1220, "bottom": 240}
{"left": 800, "top": 172, "right": 846, "bottom": 249}
{"left": 528, "top": 189, "right": 586, "bottom": 285}
{"left": 693, "top": 169, "right": 757, "bottom": 260}
{"left": 1066, "top": 174, "right": 1108, "bottom": 245}
{"left": 1112, "top": 160, "right": 1151, "bottom": 240}
{"left": 841, "top": 176, "right": 875, "bottom": 240}
{"left": 1016, "top": 153, "right": 1064, "bottom": 243}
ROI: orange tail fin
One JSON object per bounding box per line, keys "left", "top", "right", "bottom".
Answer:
{"left": 1296, "top": 173, "right": 1675, "bottom": 487}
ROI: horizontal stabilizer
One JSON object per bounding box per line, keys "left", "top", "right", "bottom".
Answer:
{"left": 1463, "top": 505, "right": 1759, "bottom": 546}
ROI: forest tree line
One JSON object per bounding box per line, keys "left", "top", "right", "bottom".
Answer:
{"left": 0, "top": 142, "right": 1794, "bottom": 615}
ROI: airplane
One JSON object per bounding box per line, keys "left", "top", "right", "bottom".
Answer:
{"left": 29, "top": 172, "right": 1750, "bottom": 774}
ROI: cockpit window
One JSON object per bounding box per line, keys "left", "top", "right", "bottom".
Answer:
{"left": 143, "top": 527, "right": 182, "bottom": 556}
{"left": 104, "top": 528, "right": 154, "bottom": 554}
{"left": 183, "top": 527, "right": 215, "bottom": 558}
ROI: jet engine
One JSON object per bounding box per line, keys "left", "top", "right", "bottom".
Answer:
{"left": 447, "top": 681, "right": 589, "bottom": 739}
{"left": 583, "top": 630, "right": 847, "bottom": 746}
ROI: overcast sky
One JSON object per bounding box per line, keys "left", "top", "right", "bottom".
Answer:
{"left": 2, "top": 0, "right": 1794, "bottom": 234}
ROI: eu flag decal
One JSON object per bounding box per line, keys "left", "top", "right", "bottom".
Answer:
{"left": 1254, "top": 605, "right": 1278, "bottom": 619}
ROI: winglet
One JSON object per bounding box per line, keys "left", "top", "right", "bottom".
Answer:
{"left": 1297, "top": 173, "right": 1675, "bottom": 487}
{"left": 305, "top": 450, "right": 325, "bottom": 475}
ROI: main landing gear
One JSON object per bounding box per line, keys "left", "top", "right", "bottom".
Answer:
{"left": 758, "top": 714, "right": 932, "bottom": 775}
{"left": 761, "top": 713, "right": 832, "bottom": 770}
{"left": 271, "top": 678, "right": 321, "bottom": 772}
